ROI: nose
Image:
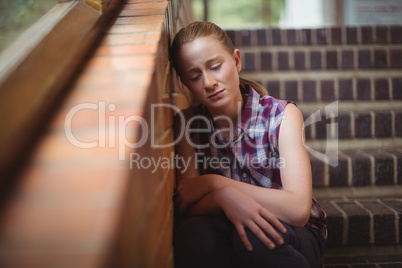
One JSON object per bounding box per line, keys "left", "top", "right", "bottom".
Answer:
{"left": 203, "top": 72, "right": 217, "bottom": 91}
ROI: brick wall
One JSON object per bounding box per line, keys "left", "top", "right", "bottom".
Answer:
{"left": 0, "top": 1, "right": 192, "bottom": 267}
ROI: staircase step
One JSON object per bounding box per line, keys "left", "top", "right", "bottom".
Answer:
{"left": 302, "top": 109, "right": 402, "bottom": 141}
{"left": 316, "top": 195, "right": 402, "bottom": 248}
{"left": 240, "top": 74, "right": 402, "bottom": 103}
{"left": 238, "top": 47, "right": 402, "bottom": 72}
{"left": 226, "top": 26, "right": 402, "bottom": 47}
{"left": 310, "top": 148, "right": 402, "bottom": 187}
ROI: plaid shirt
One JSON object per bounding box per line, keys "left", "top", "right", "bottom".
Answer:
{"left": 184, "top": 86, "right": 327, "bottom": 238}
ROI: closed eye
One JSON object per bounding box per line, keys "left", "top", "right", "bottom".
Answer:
{"left": 190, "top": 75, "right": 201, "bottom": 81}
{"left": 211, "top": 64, "right": 221, "bottom": 71}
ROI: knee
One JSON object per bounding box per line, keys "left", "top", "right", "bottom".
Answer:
{"left": 232, "top": 228, "right": 310, "bottom": 268}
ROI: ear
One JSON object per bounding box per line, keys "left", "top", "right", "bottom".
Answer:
{"left": 233, "top": 48, "right": 242, "bottom": 73}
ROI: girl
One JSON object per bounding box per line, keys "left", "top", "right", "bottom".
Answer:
{"left": 170, "top": 21, "right": 327, "bottom": 268}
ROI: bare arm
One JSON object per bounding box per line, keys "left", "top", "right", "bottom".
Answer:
{"left": 176, "top": 104, "right": 312, "bottom": 226}
{"left": 174, "top": 104, "right": 312, "bottom": 250}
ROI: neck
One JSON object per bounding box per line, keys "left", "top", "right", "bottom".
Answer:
{"left": 209, "top": 93, "right": 244, "bottom": 136}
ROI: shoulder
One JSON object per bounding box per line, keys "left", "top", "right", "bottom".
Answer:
{"left": 282, "top": 103, "right": 303, "bottom": 127}
{"left": 260, "top": 95, "right": 292, "bottom": 110}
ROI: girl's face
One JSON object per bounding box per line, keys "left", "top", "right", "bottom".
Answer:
{"left": 175, "top": 36, "right": 243, "bottom": 114}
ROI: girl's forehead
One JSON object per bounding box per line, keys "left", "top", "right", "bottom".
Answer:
{"left": 180, "top": 37, "right": 231, "bottom": 60}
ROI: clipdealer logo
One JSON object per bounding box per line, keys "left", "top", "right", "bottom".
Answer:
{"left": 64, "top": 101, "right": 339, "bottom": 167}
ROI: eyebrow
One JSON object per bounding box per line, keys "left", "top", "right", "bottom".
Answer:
{"left": 186, "top": 55, "right": 223, "bottom": 74}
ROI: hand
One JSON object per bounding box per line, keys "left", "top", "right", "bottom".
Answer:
{"left": 213, "top": 187, "right": 287, "bottom": 251}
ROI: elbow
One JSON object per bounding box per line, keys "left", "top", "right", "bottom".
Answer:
{"left": 290, "top": 206, "right": 310, "bottom": 227}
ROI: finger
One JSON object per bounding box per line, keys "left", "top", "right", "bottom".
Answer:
{"left": 246, "top": 221, "right": 276, "bottom": 250}
{"left": 260, "top": 208, "right": 287, "bottom": 234}
{"left": 234, "top": 224, "right": 253, "bottom": 252}
{"left": 253, "top": 216, "right": 284, "bottom": 246}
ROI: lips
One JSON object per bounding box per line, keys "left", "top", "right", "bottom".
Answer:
{"left": 207, "top": 89, "right": 225, "bottom": 99}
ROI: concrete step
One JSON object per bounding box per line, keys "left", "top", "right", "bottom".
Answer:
{"left": 309, "top": 148, "right": 402, "bottom": 187}
{"left": 315, "top": 195, "right": 402, "bottom": 248}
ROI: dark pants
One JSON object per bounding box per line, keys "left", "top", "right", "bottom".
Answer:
{"left": 174, "top": 215, "right": 325, "bottom": 268}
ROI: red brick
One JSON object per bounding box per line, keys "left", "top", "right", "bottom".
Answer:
{"left": 390, "top": 49, "right": 402, "bottom": 69}
{"left": 122, "top": 2, "right": 169, "bottom": 9}
{"left": 331, "top": 28, "right": 342, "bottom": 44}
{"left": 342, "top": 50, "right": 354, "bottom": 69}
{"left": 20, "top": 165, "right": 128, "bottom": 195}
{"left": 375, "top": 26, "right": 389, "bottom": 43}
{"left": 318, "top": 201, "right": 344, "bottom": 246}
{"left": 0, "top": 189, "right": 121, "bottom": 242}
{"left": 286, "top": 29, "right": 296, "bottom": 45}
{"left": 310, "top": 157, "right": 327, "bottom": 187}
{"left": 371, "top": 150, "right": 394, "bottom": 185}
{"left": 299, "top": 29, "right": 312, "bottom": 45}
{"left": 95, "top": 44, "right": 158, "bottom": 56}
{"left": 85, "top": 55, "right": 156, "bottom": 70}
{"left": 62, "top": 84, "right": 148, "bottom": 106}
{"left": 321, "top": 80, "right": 335, "bottom": 101}
{"left": 354, "top": 112, "right": 372, "bottom": 138}
{"left": 358, "top": 50, "right": 372, "bottom": 69}
{"left": 256, "top": 29, "right": 267, "bottom": 46}
{"left": 361, "top": 26, "right": 373, "bottom": 44}
{"left": 349, "top": 151, "right": 372, "bottom": 185}
{"left": 391, "top": 25, "right": 402, "bottom": 44}
{"left": 329, "top": 153, "right": 349, "bottom": 186}
{"left": 393, "top": 78, "right": 402, "bottom": 100}
{"left": 0, "top": 251, "right": 104, "bottom": 268}
{"left": 374, "top": 49, "right": 387, "bottom": 69}
{"left": 302, "top": 80, "right": 316, "bottom": 101}
{"left": 359, "top": 201, "right": 396, "bottom": 245}
{"left": 115, "top": 16, "right": 165, "bottom": 25}
{"left": 101, "top": 32, "right": 160, "bottom": 45}
{"left": 278, "top": 52, "right": 289, "bottom": 70}
{"left": 374, "top": 79, "right": 390, "bottom": 100}
{"left": 395, "top": 111, "right": 402, "bottom": 137}
{"left": 266, "top": 81, "right": 280, "bottom": 98}
{"left": 326, "top": 51, "right": 338, "bottom": 69}
{"left": 336, "top": 201, "right": 370, "bottom": 246}
{"left": 261, "top": 52, "right": 272, "bottom": 70}
{"left": 338, "top": 79, "right": 354, "bottom": 100}
{"left": 382, "top": 199, "right": 402, "bottom": 244}
{"left": 244, "top": 52, "right": 255, "bottom": 71}
{"left": 73, "top": 69, "right": 153, "bottom": 89}
{"left": 310, "top": 51, "right": 322, "bottom": 69}
{"left": 241, "top": 30, "right": 252, "bottom": 46}
{"left": 126, "top": 0, "right": 167, "bottom": 2}
{"left": 284, "top": 80, "right": 298, "bottom": 101}
{"left": 272, "top": 29, "right": 281, "bottom": 45}
{"left": 356, "top": 79, "right": 372, "bottom": 100}
{"left": 346, "top": 27, "right": 358, "bottom": 44}
{"left": 120, "top": 8, "right": 166, "bottom": 17}
{"left": 375, "top": 111, "right": 392, "bottom": 138}
{"left": 294, "top": 52, "right": 305, "bottom": 70}
{"left": 338, "top": 113, "right": 352, "bottom": 139}
{"left": 107, "top": 23, "right": 163, "bottom": 34}
{"left": 316, "top": 28, "right": 328, "bottom": 45}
